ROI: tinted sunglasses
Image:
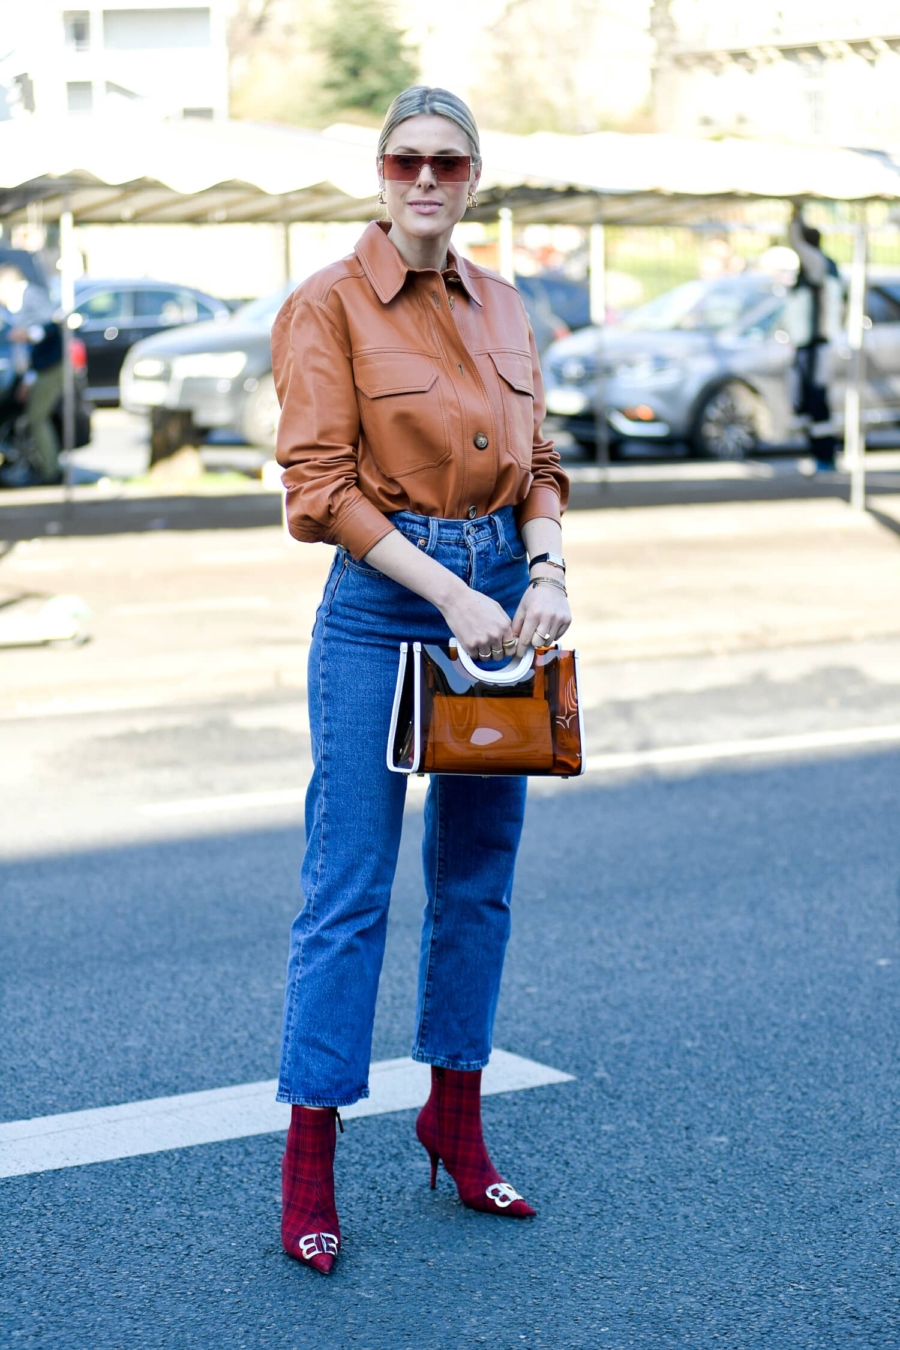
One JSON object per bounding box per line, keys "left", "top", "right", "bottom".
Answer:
{"left": 381, "top": 153, "right": 472, "bottom": 183}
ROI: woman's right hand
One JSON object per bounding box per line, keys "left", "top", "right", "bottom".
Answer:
{"left": 440, "top": 584, "right": 515, "bottom": 659}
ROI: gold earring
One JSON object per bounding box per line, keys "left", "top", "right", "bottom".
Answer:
{"left": 378, "top": 188, "right": 386, "bottom": 204}
{"left": 466, "top": 192, "right": 478, "bottom": 209}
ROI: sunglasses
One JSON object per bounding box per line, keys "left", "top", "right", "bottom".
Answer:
{"left": 381, "top": 153, "right": 472, "bottom": 183}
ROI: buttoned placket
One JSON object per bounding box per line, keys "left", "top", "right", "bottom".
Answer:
{"left": 421, "top": 272, "right": 497, "bottom": 522}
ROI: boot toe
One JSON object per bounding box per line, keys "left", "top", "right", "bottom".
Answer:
{"left": 308, "top": 1252, "right": 335, "bottom": 1274}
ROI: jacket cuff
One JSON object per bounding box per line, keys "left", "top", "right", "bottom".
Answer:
{"left": 516, "top": 485, "right": 562, "bottom": 528}
{"left": 331, "top": 497, "right": 396, "bottom": 559}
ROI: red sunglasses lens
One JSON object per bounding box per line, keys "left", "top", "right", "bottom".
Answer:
{"left": 382, "top": 154, "right": 471, "bottom": 182}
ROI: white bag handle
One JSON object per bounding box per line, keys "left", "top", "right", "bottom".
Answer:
{"left": 450, "top": 638, "right": 535, "bottom": 686}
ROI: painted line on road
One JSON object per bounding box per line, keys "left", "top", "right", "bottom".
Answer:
{"left": 138, "top": 721, "right": 900, "bottom": 818}
{"left": 582, "top": 721, "right": 900, "bottom": 775}
{"left": 0, "top": 1051, "right": 572, "bottom": 1179}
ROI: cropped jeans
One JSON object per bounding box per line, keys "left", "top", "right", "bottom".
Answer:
{"left": 277, "top": 506, "right": 529, "bottom": 1107}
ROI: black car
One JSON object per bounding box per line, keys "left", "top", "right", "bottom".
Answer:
{"left": 71, "top": 279, "right": 230, "bottom": 405}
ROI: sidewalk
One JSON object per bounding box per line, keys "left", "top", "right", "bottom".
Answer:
{"left": 2, "top": 494, "right": 900, "bottom": 720}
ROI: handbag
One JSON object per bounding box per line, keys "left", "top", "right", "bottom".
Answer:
{"left": 387, "top": 639, "right": 584, "bottom": 777}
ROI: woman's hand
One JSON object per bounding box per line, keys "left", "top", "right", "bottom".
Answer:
{"left": 511, "top": 578, "right": 572, "bottom": 657}
{"left": 440, "top": 586, "right": 516, "bottom": 659}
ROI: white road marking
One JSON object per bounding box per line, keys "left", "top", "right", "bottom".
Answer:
{"left": 142, "top": 786, "right": 306, "bottom": 817}
{"left": 110, "top": 597, "right": 272, "bottom": 616}
{"left": 0, "top": 1050, "right": 573, "bottom": 1179}
{"left": 138, "top": 721, "right": 900, "bottom": 818}
{"left": 582, "top": 722, "right": 900, "bottom": 775}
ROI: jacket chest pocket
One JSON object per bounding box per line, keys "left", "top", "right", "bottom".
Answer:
{"left": 353, "top": 353, "right": 450, "bottom": 477}
{"left": 489, "top": 351, "right": 534, "bottom": 469}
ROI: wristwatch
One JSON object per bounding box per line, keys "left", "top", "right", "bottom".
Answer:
{"left": 528, "top": 552, "right": 566, "bottom": 574}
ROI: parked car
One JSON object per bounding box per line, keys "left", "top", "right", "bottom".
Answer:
{"left": 71, "top": 279, "right": 230, "bottom": 405}
{"left": 120, "top": 285, "right": 291, "bottom": 456}
{"left": 542, "top": 270, "right": 900, "bottom": 459}
{"left": 0, "top": 247, "right": 91, "bottom": 472}
{"left": 517, "top": 272, "right": 591, "bottom": 333}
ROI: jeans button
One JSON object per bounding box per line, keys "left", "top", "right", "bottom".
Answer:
{"left": 467, "top": 505, "right": 478, "bottom": 519}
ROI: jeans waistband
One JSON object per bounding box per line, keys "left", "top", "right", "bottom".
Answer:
{"left": 387, "top": 505, "right": 517, "bottom": 550}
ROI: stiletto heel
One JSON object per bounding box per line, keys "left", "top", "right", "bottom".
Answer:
{"left": 415, "top": 1067, "right": 535, "bottom": 1218}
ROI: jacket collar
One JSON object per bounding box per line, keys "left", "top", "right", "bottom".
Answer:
{"left": 355, "top": 220, "right": 482, "bottom": 307}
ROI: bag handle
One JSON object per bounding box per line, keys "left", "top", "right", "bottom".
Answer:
{"left": 450, "top": 638, "right": 536, "bottom": 686}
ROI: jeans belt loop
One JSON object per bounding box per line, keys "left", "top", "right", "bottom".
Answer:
{"left": 427, "top": 516, "right": 439, "bottom": 555}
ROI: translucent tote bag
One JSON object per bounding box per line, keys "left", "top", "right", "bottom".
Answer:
{"left": 387, "top": 639, "right": 584, "bottom": 778}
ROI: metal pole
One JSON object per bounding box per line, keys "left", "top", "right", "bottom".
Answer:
{"left": 844, "top": 218, "right": 867, "bottom": 511}
{"left": 281, "top": 221, "right": 291, "bottom": 284}
{"left": 59, "top": 201, "right": 76, "bottom": 501}
{"left": 498, "top": 207, "right": 515, "bottom": 283}
{"left": 589, "top": 221, "right": 610, "bottom": 472}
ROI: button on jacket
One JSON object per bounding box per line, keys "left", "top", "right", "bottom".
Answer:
{"left": 272, "top": 220, "right": 569, "bottom": 559}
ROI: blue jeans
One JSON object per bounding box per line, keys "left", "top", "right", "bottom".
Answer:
{"left": 277, "top": 507, "right": 530, "bottom": 1106}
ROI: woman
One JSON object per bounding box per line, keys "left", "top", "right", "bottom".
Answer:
{"left": 272, "top": 86, "right": 571, "bottom": 1274}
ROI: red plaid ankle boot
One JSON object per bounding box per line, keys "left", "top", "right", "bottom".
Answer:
{"left": 281, "top": 1106, "right": 342, "bottom": 1273}
{"left": 415, "top": 1067, "right": 535, "bottom": 1217}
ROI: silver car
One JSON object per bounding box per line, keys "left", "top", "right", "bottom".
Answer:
{"left": 542, "top": 272, "right": 900, "bottom": 459}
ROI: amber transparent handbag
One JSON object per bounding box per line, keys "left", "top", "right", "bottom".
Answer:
{"left": 387, "top": 639, "right": 584, "bottom": 777}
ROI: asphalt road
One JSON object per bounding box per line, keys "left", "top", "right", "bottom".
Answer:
{"left": 2, "top": 675, "right": 899, "bottom": 1348}
{"left": 2, "top": 479, "right": 900, "bottom": 1347}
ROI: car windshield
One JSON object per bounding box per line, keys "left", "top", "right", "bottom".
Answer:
{"left": 619, "top": 278, "right": 772, "bottom": 333}
{"left": 232, "top": 284, "right": 295, "bottom": 325}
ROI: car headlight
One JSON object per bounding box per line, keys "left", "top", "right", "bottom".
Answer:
{"left": 131, "top": 357, "right": 167, "bottom": 379}
{"left": 614, "top": 354, "right": 681, "bottom": 384}
{"left": 171, "top": 351, "right": 248, "bottom": 379}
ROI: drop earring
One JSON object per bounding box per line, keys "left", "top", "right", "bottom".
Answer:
{"left": 378, "top": 188, "right": 386, "bottom": 205}
{"left": 466, "top": 192, "right": 478, "bottom": 209}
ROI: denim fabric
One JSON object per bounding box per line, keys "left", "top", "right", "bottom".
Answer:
{"left": 277, "top": 506, "right": 529, "bottom": 1107}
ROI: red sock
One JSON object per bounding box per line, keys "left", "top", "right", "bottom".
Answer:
{"left": 416, "top": 1067, "right": 535, "bottom": 1217}
{"left": 281, "top": 1106, "right": 341, "bottom": 1272}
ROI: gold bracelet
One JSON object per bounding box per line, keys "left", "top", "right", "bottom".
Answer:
{"left": 530, "top": 576, "right": 567, "bottom": 595}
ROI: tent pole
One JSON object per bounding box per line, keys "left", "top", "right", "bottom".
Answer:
{"left": 59, "top": 200, "right": 76, "bottom": 501}
{"left": 589, "top": 223, "right": 605, "bottom": 325}
{"left": 282, "top": 222, "right": 291, "bottom": 284}
{"left": 498, "top": 207, "right": 514, "bottom": 282}
{"left": 589, "top": 221, "right": 610, "bottom": 474}
{"left": 843, "top": 217, "right": 867, "bottom": 511}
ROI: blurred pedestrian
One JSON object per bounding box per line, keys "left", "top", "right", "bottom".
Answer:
{"left": 271, "top": 85, "right": 570, "bottom": 1274}
{"left": 787, "top": 206, "right": 842, "bottom": 473}
{"left": 0, "top": 262, "right": 64, "bottom": 486}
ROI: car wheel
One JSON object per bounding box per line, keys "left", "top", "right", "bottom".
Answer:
{"left": 692, "top": 381, "right": 764, "bottom": 460}
{"left": 149, "top": 409, "right": 199, "bottom": 465}
{"left": 241, "top": 373, "right": 280, "bottom": 449}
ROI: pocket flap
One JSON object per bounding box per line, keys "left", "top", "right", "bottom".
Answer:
{"left": 490, "top": 350, "right": 534, "bottom": 396}
{"left": 353, "top": 354, "right": 438, "bottom": 399}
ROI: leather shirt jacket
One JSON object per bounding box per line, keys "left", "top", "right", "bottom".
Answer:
{"left": 272, "top": 220, "right": 569, "bottom": 559}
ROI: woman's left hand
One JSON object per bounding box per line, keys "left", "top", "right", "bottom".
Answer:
{"left": 511, "top": 578, "right": 572, "bottom": 656}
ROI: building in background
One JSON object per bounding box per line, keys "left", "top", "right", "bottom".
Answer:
{"left": 0, "top": 0, "right": 233, "bottom": 121}
{"left": 652, "top": 0, "right": 900, "bottom": 146}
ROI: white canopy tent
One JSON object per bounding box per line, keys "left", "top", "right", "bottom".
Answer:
{"left": 2, "top": 112, "right": 898, "bottom": 502}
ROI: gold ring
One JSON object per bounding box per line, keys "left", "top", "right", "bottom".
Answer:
{"left": 538, "top": 631, "right": 552, "bottom": 643}
{"left": 491, "top": 648, "right": 503, "bottom": 658}
{"left": 502, "top": 637, "right": 517, "bottom": 649}
{"left": 477, "top": 648, "right": 491, "bottom": 659}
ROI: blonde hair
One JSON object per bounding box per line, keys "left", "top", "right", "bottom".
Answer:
{"left": 377, "top": 86, "right": 481, "bottom": 165}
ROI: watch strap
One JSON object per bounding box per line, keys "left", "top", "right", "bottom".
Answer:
{"left": 528, "top": 552, "right": 566, "bottom": 574}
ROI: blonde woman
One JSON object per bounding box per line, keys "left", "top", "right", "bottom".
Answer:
{"left": 272, "top": 86, "right": 570, "bottom": 1273}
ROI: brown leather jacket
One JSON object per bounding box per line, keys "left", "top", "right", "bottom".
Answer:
{"left": 272, "top": 221, "right": 569, "bottom": 558}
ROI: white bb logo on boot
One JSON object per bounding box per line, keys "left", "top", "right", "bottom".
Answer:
{"left": 298, "top": 1232, "right": 338, "bottom": 1258}
{"left": 485, "top": 1182, "right": 521, "bottom": 1208}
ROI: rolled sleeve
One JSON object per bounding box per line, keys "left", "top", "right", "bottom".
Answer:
{"left": 272, "top": 292, "right": 395, "bottom": 557}
{"left": 516, "top": 326, "right": 569, "bottom": 527}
